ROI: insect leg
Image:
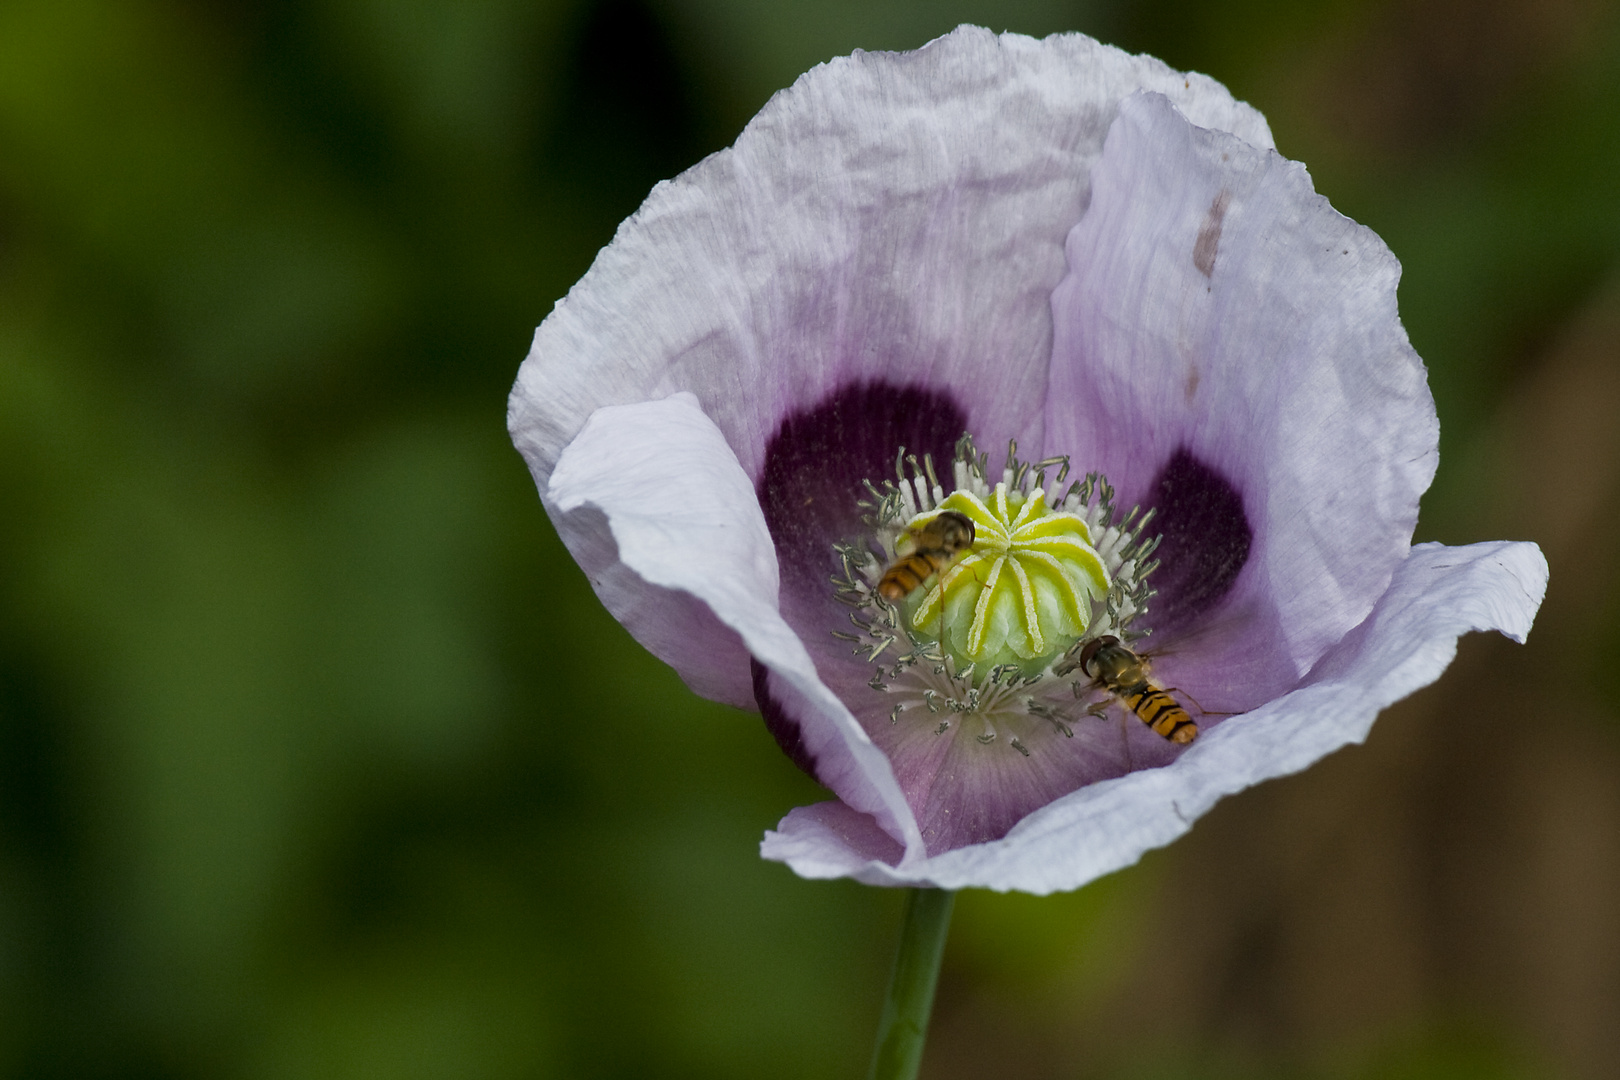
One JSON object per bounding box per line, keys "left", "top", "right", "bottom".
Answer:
{"left": 1161, "top": 686, "right": 1236, "bottom": 718}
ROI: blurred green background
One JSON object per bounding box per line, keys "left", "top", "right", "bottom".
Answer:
{"left": 2, "top": 0, "right": 1618, "bottom": 1077}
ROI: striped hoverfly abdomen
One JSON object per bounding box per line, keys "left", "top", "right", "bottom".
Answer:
{"left": 1077, "top": 634, "right": 1199, "bottom": 744}
{"left": 876, "top": 510, "right": 976, "bottom": 604}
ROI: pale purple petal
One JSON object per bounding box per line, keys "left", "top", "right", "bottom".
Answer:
{"left": 762, "top": 540, "right": 1549, "bottom": 890}
{"left": 754, "top": 89, "right": 1413, "bottom": 851}
{"left": 1045, "top": 92, "right": 1438, "bottom": 707}
{"left": 547, "top": 393, "right": 924, "bottom": 854}
{"left": 510, "top": 26, "right": 1272, "bottom": 511}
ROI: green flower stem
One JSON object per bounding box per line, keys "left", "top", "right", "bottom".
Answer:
{"left": 867, "top": 887, "right": 956, "bottom": 1080}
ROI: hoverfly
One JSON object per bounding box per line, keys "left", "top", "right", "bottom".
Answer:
{"left": 876, "top": 510, "right": 976, "bottom": 603}
{"left": 1075, "top": 634, "right": 1198, "bottom": 744}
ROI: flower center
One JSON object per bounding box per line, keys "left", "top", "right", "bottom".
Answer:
{"left": 905, "top": 484, "right": 1109, "bottom": 674}
{"left": 829, "top": 437, "right": 1164, "bottom": 754}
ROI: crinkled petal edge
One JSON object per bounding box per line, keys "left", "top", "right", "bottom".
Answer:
{"left": 762, "top": 539, "right": 1548, "bottom": 892}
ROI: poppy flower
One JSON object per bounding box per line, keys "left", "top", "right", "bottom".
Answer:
{"left": 510, "top": 27, "right": 1547, "bottom": 893}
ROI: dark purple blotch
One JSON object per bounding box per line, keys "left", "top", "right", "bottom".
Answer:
{"left": 1144, "top": 448, "right": 1251, "bottom": 631}
{"left": 755, "top": 381, "right": 967, "bottom": 594}
{"left": 752, "top": 658, "right": 821, "bottom": 781}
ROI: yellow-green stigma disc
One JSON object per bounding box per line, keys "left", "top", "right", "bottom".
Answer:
{"left": 905, "top": 484, "right": 1110, "bottom": 675}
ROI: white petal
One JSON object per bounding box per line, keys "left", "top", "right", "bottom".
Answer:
{"left": 510, "top": 27, "right": 1272, "bottom": 501}
{"left": 1045, "top": 91, "right": 1439, "bottom": 699}
{"left": 548, "top": 392, "right": 924, "bottom": 855}
{"left": 762, "top": 541, "right": 1548, "bottom": 891}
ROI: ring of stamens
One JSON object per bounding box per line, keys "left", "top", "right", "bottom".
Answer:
{"left": 830, "top": 436, "right": 1163, "bottom": 754}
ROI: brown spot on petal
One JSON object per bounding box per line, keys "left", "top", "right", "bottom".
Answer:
{"left": 1185, "top": 365, "right": 1201, "bottom": 402}
{"left": 1193, "top": 190, "right": 1230, "bottom": 278}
